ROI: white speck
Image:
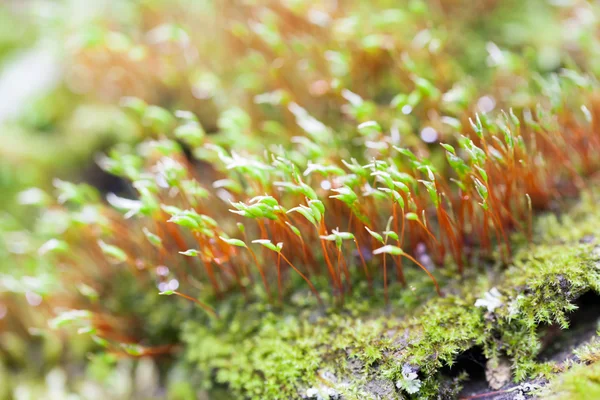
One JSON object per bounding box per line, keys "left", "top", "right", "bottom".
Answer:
{"left": 0, "top": 45, "right": 61, "bottom": 123}
{"left": 38, "top": 239, "right": 61, "bottom": 256}
{"left": 420, "top": 127, "right": 438, "bottom": 143}
{"left": 168, "top": 279, "right": 180, "bottom": 291}
{"left": 320, "top": 180, "right": 332, "bottom": 190}
{"left": 477, "top": 96, "right": 496, "bottom": 113}
{"left": 402, "top": 105, "right": 413, "bottom": 115}
{"left": 341, "top": 89, "right": 363, "bottom": 107}
{"left": 26, "top": 292, "right": 42, "bottom": 307}
{"left": 397, "top": 364, "right": 422, "bottom": 394}
{"left": 307, "top": 9, "right": 331, "bottom": 27}
{"left": 216, "top": 188, "right": 234, "bottom": 203}
{"left": 475, "top": 287, "right": 503, "bottom": 312}
{"left": 156, "top": 266, "right": 169, "bottom": 276}
{"left": 158, "top": 282, "right": 169, "bottom": 292}
{"left": 17, "top": 188, "right": 47, "bottom": 206}
{"left": 486, "top": 42, "right": 505, "bottom": 67}
{"left": 390, "top": 124, "right": 400, "bottom": 144}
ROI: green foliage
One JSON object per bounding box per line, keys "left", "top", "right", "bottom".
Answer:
{"left": 539, "top": 361, "right": 600, "bottom": 400}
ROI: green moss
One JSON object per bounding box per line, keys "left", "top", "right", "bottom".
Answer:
{"left": 539, "top": 361, "right": 600, "bottom": 400}
{"left": 180, "top": 192, "right": 600, "bottom": 399}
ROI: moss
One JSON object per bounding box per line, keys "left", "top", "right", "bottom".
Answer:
{"left": 179, "top": 192, "right": 600, "bottom": 399}
{"left": 539, "top": 361, "right": 600, "bottom": 400}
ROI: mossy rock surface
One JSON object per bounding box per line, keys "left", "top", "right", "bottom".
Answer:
{"left": 179, "top": 192, "right": 600, "bottom": 399}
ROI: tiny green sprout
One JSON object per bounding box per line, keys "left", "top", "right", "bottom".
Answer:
{"left": 441, "top": 116, "right": 462, "bottom": 130}
{"left": 174, "top": 122, "right": 205, "bottom": 147}
{"left": 378, "top": 187, "right": 405, "bottom": 208}
{"left": 158, "top": 290, "right": 218, "bottom": 318}
{"left": 320, "top": 234, "right": 337, "bottom": 242}
{"left": 168, "top": 214, "right": 200, "bottom": 230}
{"left": 405, "top": 212, "right": 419, "bottom": 221}
{"left": 179, "top": 249, "right": 200, "bottom": 257}
{"left": 38, "top": 239, "right": 69, "bottom": 256}
{"left": 303, "top": 162, "right": 345, "bottom": 177}
{"left": 446, "top": 150, "right": 470, "bottom": 178}
{"left": 161, "top": 204, "right": 184, "bottom": 216}
{"left": 174, "top": 110, "right": 199, "bottom": 123}
{"left": 91, "top": 336, "right": 110, "bottom": 348}
{"left": 474, "top": 165, "right": 488, "bottom": 183}
{"left": 237, "top": 222, "right": 246, "bottom": 233}
{"left": 120, "top": 96, "right": 147, "bottom": 117}
{"left": 77, "top": 326, "right": 97, "bottom": 335}
{"left": 440, "top": 143, "right": 456, "bottom": 154}
{"left": 385, "top": 215, "right": 394, "bottom": 233}
{"left": 413, "top": 76, "right": 440, "bottom": 99}
{"left": 419, "top": 180, "right": 439, "bottom": 207}
{"left": 53, "top": 179, "right": 99, "bottom": 205}
{"left": 213, "top": 179, "right": 243, "bottom": 194}
{"left": 393, "top": 146, "right": 418, "bottom": 161}
{"left": 371, "top": 170, "right": 394, "bottom": 189}
{"left": 199, "top": 214, "right": 218, "bottom": 227}
{"left": 365, "top": 227, "right": 384, "bottom": 244}
{"left": 469, "top": 114, "right": 483, "bottom": 138}
{"left": 406, "top": 90, "right": 422, "bottom": 107}
{"left": 252, "top": 239, "right": 283, "bottom": 253}
{"left": 287, "top": 205, "right": 317, "bottom": 226}
{"left": 509, "top": 108, "right": 520, "bottom": 127}
{"left": 98, "top": 240, "right": 128, "bottom": 263}
{"left": 384, "top": 231, "right": 399, "bottom": 241}
{"left": 122, "top": 344, "right": 144, "bottom": 357}
{"left": 285, "top": 222, "right": 302, "bottom": 237}
{"left": 330, "top": 186, "right": 358, "bottom": 206}
{"left": 300, "top": 182, "right": 319, "bottom": 200}
{"left": 219, "top": 236, "right": 247, "bottom": 248}
{"left": 450, "top": 178, "right": 467, "bottom": 191}
{"left": 392, "top": 180, "right": 410, "bottom": 194}
{"left": 373, "top": 246, "right": 440, "bottom": 295}
{"left": 76, "top": 283, "right": 98, "bottom": 302}
{"left": 137, "top": 188, "right": 160, "bottom": 215}
{"left": 473, "top": 177, "right": 489, "bottom": 201}
{"left": 288, "top": 102, "right": 331, "bottom": 142}
{"left": 142, "top": 227, "right": 162, "bottom": 248}
{"left": 181, "top": 180, "right": 209, "bottom": 203}
{"left": 342, "top": 158, "right": 369, "bottom": 178}
{"left": 357, "top": 121, "right": 382, "bottom": 136}
{"left": 390, "top": 93, "right": 408, "bottom": 109}
{"left": 106, "top": 193, "right": 142, "bottom": 218}
{"left": 334, "top": 231, "right": 353, "bottom": 241}
{"left": 142, "top": 105, "right": 174, "bottom": 133}
{"left": 373, "top": 244, "right": 404, "bottom": 256}
{"left": 49, "top": 310, "right": 92, "bottom": 329}
{"left": 250, "top": 195, "right": 279, "bottom": 207}
{"left": 308, "top": 200, "right": 325, "bottom": 222}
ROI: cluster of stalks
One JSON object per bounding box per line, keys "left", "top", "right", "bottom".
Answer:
{"left": 29, "top": 72, "right": 600, "bottom": 349}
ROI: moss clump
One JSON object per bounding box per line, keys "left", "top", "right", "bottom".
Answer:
{"left": 539, "top": 361, "right": 600, "bottom": 400}
{"left": 178, "top": 192, "right": 600, "bottom": 399}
